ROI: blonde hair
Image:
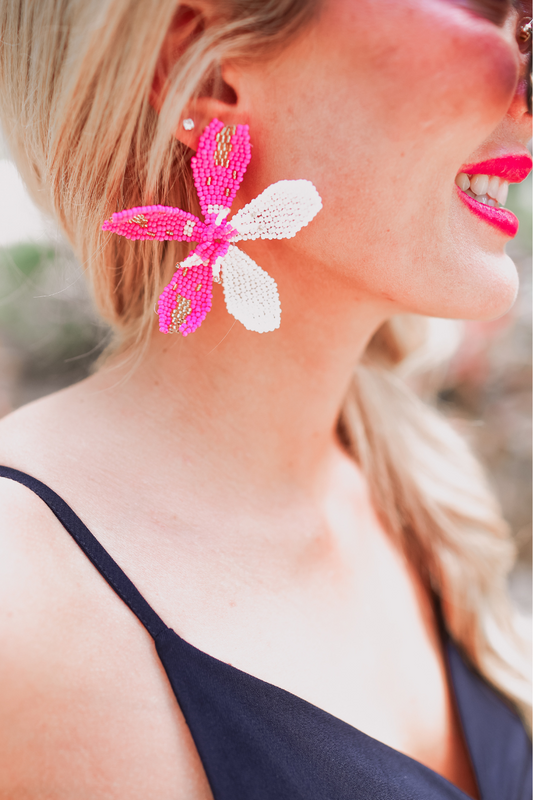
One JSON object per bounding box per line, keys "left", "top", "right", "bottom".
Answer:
{"left": 1, "top": 0, "right": 530, "bottom": 728}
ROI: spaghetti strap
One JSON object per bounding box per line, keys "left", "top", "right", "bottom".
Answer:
{"left": 0, "top": 466, "right": 168, "bottom": 640}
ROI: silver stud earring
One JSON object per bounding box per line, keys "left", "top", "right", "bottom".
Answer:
{"left": 182, "top": 118, "right": 195, "bottom": 131}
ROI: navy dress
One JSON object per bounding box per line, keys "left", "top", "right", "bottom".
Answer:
{"left": 1, "top": 466, "right": 530, "bottom": 800}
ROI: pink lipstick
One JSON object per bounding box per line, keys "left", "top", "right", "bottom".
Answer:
{"left": 455, "top": 187, "right": 519, "bottom": 237}
{"left": 461, "top": 154, "right": 532, "bottom": 183}
{"left": 456, "top": 153, "right": 532, "bottom": 238}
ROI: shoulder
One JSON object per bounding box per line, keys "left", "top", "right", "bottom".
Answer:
{"left": 0, "top": 430, "right": 93, "bottom": 672}
{"left": 0, "top": 394, "right": 78, "bottom": 552}
{"left": 0, "top": 385, "right": 77, "bottom": 461}
{"left": 0, "top": 410, "right": 210, "bottom": 799}
{"left": 0, "top": 388, "right": 92, "bottom": 596}
{"left": 0, "top": 388, "right": 137, "bottom": 655}
{"left": 0, "top": 465, "right": 67, "bottom": 610}
{"left": 0, "top": 379, "right": 112, "bottom": 518}
{"left": 0, "top": 460, "right": 83, "bottom": 795}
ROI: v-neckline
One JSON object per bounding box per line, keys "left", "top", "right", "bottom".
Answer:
{"left": 162, "top": 627, "right": 480, "bottom": 800}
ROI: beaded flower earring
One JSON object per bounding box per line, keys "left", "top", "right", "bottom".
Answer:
{"left": 102, "top": 119, "right": 322, "bottom": 335}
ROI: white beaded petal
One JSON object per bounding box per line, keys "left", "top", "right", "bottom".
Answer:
{"left": 212, "top": 255, "right": 224, "bottom": 282}
{"left": 182, "top": 252, "right": 205, "bottom": 267}
{"left": 207, "top": 204, "right": 229, "bottom": 217}
{"left": 229, "top": 179, "right": 322, "bottom": 242}
{"left": 222, "top": 245, "right": 281, "bottom": 333}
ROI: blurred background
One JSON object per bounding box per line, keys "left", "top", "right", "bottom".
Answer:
{"left": 0, "top": 137, "right": 531, "bottom": 616}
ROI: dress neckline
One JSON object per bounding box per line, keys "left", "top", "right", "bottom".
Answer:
{"left": 163, "top": 627, "right": 479, "bottom": 799}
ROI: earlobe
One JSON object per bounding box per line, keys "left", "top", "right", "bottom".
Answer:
{"left": 174, "top": 99, "right": 244, "bottom": 151}
{"left": 171, "top": 58, "right": 243, "bottom": 148}
{"left": 173, "top": 86, "right": 241, "bottom": 150}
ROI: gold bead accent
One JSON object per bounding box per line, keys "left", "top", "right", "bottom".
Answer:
{"left": 169, "top": 295, "right": 191, "bottom": 333}
{"left": 196, "top": 283, "right": 202, "bottom": 291}
{"left": 206, "top": 176, "right": 212, "bottom": 185}
{"left": 214, "top": 125, "right": 236, "bottom": 168}
{"left": 128, "top": 214, "right": 148, "bottom": 228}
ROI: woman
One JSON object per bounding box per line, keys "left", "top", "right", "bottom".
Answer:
{"left": 0, "top": 0, "right": 531, "bottom": 797}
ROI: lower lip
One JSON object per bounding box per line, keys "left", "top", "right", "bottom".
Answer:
{"left": 456, "top": 186, "right": 518, "bottom": 238}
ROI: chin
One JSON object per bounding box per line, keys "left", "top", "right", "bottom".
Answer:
{"left": 399, "top": 248, "right": 520, "bottom": 323}
{"left": 451, "top": 249, "right": 519, "bottom": 322}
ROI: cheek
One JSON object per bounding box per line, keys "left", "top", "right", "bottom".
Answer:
{"left": 322, "top": 0, "right": 519, "bottom": 177}
{"left": 249, "top": 0, "right": 518, "bottom": 234}
{"left": 375, "top": 32, "right": 516, "bottom": 149}
{"left": 240, "top": 0, "right": 520, "bottom": 319}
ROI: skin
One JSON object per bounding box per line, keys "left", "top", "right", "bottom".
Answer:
{"left": 0, "top": 0, "right": 531, "bottom": 797}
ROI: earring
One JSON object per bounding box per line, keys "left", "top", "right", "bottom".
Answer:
{"left": 102, "top": 119, "right": 322, "bottom": 336}
{"left": 182, "top": 118, "right": 195, "bottom": 131}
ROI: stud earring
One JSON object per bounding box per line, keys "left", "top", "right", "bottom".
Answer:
{"left": 102, "top": 118, "right": 322, "bottom": 336}
{"left": 182, "top": 118, "right": 195, "bottom": 131}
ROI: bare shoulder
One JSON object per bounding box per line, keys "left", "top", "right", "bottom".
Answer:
{"left": 0, "top": 382, "right": 87, "bottom": 464}
{"left": 0, "top": 385, "right": 106, "bottom": 598}
{"left": 0, "top": 389, "right": 70, "bottom": 493}
{"left": 0, "top": 398, "right": 211, "bottom": 800}
{"left": 0, "top": 378, "right": 120, "bottom": 516}
{"left": 0, "top": 469, "right": 69, "bottom": 619}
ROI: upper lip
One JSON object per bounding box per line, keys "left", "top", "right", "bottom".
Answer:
{"left": 459, "top": 153, "right": 532, "bottom": 183}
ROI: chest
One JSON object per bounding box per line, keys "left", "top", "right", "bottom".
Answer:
{"left": 4, "top": 459, "right": 480, "bottom": 798}
{"left": 16, "top": 573, "right": 477, "bottom": 800}
{"left": 18, "top": 504, "right": 478, "bottom": 799}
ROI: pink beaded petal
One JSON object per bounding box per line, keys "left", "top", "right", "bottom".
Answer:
{"left": 192, "top": 119, "right": 251, "bottom": 223}
{"left": 157, "top": 242, "right": 229, "bottom": 336}
{"left": 102, "top": 205, "right": 205, "bottom": 242}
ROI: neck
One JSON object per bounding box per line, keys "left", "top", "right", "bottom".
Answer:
{"left": 100, "top": 256, "right": 390, "bottom": 497}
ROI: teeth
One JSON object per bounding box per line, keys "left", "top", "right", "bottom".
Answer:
{"left": 464, "top": 189, "right": 497, "bottom": 207}
{"left": 470, "top": 174, "right": 489, "bottom": 195}
{"left": 455, "top": 171, "right": 510, "bottom": 208}
{"left": 455, "top": 172, "right": 470, "bottom": 191}
{"left": 497, "top": 181, "right": 509, "bottom": 206}
{"left": 487, "top": 176, "right": 500, "bottom": 199}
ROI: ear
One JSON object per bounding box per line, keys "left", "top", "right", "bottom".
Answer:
{"left": 150, "top": 4, "right": 243, "bottom": 151}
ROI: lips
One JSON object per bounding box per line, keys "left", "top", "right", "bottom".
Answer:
{"left": 456, "top": 154, "right": 532, "bottom": 238}
{"left": 456, "top": 187, "right": 519, "bottom": 237}
{"left": 461, "top": 155, "right": 532, "bottom": 183}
